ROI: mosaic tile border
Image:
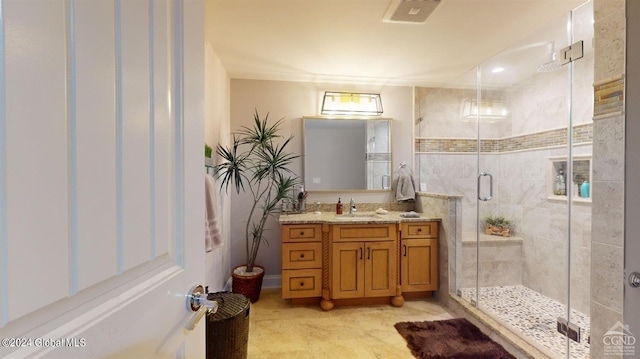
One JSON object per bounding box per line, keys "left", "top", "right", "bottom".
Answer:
{"left": 460, "top": 285, "right": 590, "bottom": 359}
{"left": 365, "top": 152, "right": 390, "bottom": 161}
{"left": 415, "top": 123, "right": 593, "bottom": 153}
{"left": 594, "top": 75, "right": 624, "bottom": 117}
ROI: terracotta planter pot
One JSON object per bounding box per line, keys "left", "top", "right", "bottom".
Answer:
{"left": 485, "top": 225, "right": 511, "bottom": 237}
{"left": 231, "top": 265, "right": 265, "bottom": 303}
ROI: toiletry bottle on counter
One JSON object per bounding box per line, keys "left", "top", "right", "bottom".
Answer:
{"left": 336, "top": 198, "right": 342, "bottom": 214}
{"left": 296, "top": 185, "right": 306, "bottom": 212}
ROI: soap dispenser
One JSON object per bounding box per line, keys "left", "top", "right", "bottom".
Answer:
{"left": 336, "top": 198, "right": 342, "bottom": 215}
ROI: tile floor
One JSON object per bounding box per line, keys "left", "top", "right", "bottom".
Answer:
{"left": 460, "top": 285, "right": 590, "bottom": 359}
{"left": 247, "top": 289, "right": 454, "bottom": 359}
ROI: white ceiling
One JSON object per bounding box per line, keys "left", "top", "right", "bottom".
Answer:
{"left": 205, "top": 0, "right": 588, "bottom": 88}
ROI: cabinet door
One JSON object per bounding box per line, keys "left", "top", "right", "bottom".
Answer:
{"left": 332, "top": 242, "right": 365, "bottom": 299}
{"left": 401, "top": 238, "right": 438, "bottom": 291}
{"left": 365, "top": 241, "right": 397, "bottom": 297}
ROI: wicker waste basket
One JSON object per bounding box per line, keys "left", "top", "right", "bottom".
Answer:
{"left": 206, "top": 292, "right": 251, "bottom": 359}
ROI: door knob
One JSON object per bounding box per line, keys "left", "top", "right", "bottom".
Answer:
{"left": 629, "top": 272, "right": 640, "bottom": 288}
{"left": 185, "top": 285, "right": 219, "bottom": 331}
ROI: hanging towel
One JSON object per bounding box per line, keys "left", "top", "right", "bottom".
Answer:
{"left": 395, "top": 165, "right": 416, "bottom": 202}
{"left": 205, "top": 174, "right": 223, "bottom": 252}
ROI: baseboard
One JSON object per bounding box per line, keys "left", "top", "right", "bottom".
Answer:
{"left": 225, "top": 274, "right": 281, "bottom": 291}
{"left": 262, "top": 274, "right": 282, "bottom": 289}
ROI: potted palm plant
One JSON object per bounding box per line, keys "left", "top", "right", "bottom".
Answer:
{"left": 213, "top": 110, "right": 298, "bottom": 302}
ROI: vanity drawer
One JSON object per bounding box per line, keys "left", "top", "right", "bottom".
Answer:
{"left": 332, "top": 223, "right": 396, "bottom": 242}
{"left": 400, "top": 222, "right": 438, "bottom": 239}
{"left": 282, "top": 224, "right": 322, "bottom": 242}
{"left": 282, "top": 269, "right": 322, "bottom": 298}
{"left": 282, "top": 242, "right": 322, "bottom": 269}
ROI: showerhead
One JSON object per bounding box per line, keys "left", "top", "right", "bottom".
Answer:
{"left": 537, "top": 61, "right": 562, "bottom": 72}
{"left": 536, "top": 41, "right": 562, "bottom": 72}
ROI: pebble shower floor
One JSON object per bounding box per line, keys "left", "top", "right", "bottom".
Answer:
{"left": 460, "top": 285, "right": 590, "bottom": 359}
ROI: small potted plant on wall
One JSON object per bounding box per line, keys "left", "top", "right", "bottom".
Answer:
{"left": 482, "top": 214, "right": 513, "bottom": 237}
{"left": 213, "top": 110, "right": 298, "bottom": 302}
{"left": 204, "top": 143, "right": 213, "bottom": 167}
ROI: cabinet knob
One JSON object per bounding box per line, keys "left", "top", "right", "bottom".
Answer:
{"left": 300, "top": 253, "right": 305, "bottom": 258}
{"left": 300, "top": 282, "right": 304, "bottom": 287}
{"left": 300, "top": 231, "right": 304, "bottom": 236}
{"left": 417, "top": 228, "right": 422, "bottom": 232}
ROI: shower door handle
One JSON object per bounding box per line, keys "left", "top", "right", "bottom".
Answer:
{"left": 477, "top": 172, "right": 493, "bottom": 201}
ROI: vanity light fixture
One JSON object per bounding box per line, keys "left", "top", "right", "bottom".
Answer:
{"left": 461, "top": 98, "right": 509, "bottom": 122}
{"left": 321, "top": 92, "right": 383, "bottom": 116}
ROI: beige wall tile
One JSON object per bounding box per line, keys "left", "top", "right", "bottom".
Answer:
{"left": 591, "top": 241, "right": 624, "bottom": 312}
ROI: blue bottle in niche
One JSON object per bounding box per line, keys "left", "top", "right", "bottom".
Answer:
{"left": 580, "top": 181, "right": 590, "bottom": 198}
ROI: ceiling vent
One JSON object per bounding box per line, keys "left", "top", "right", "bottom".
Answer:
{"left": 382, "top": 0, "right": 441, "bottom": 24}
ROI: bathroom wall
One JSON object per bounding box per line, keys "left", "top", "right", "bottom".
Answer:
{"left": 590, "top": 0, "right": 626, "bottom": 357}
{"left": 414, "top": 35, "right": 594, "bottom": 314}
{"left": 204, "top": 11, "right": 232, "bottom": 292}
{"left": 624, "top": 1, "right": 640, "bottom": 356}
{"left": 229, "top": 79, "right": 413, "bottom": 283}
{"left": 415, "top": 193, "right": 462, "bottom": 307}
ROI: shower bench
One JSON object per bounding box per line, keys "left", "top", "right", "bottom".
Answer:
{"left": 459, "top": 233, "right": 524, "bottom": 288}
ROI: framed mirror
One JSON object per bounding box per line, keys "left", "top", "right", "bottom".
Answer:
{"left": 303, "top": 116, "right": 392, "bottom": 191}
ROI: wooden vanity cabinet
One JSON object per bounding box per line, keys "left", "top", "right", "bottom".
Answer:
{"left": 331, "top": 224, "right": 397, "bottom": 299}
{"left": 281, "top": 224, "right": 323, "bottom": 299}
{"left": 280, "top": 219, "right": 439, "bottom": 309}
{"left": 400, "top": 222, "right": 438, "bottom": 292}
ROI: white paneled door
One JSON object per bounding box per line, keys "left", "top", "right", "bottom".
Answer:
{"left": 0, "top": 0, "right": 206, "bottom": 358}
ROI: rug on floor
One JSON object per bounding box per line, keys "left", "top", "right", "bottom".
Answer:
{"left": 394, "top": 318, "right": 516, "bottom": 359}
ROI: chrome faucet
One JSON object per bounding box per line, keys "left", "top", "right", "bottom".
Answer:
{"left": 349, "top": 198, "right": 356, "bottom": 215}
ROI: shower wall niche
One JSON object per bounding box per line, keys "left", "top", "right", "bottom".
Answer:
{"left": 548, "top": 155, "right": 592, "bottom": 201}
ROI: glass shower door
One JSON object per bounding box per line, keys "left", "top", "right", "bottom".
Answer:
{"left": 473, "top": 1, "right": 593, "bottom": 358}
{"left": 415, "top": 2, "right": 593, "bottom": 357}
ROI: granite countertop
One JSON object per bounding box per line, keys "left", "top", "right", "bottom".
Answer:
{"left": 278, "top": 210, "right": 441, "bottom": 224}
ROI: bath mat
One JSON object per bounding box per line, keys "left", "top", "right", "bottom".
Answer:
{"left": 394, "top": 318, "right": 515, "bottom": 359}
